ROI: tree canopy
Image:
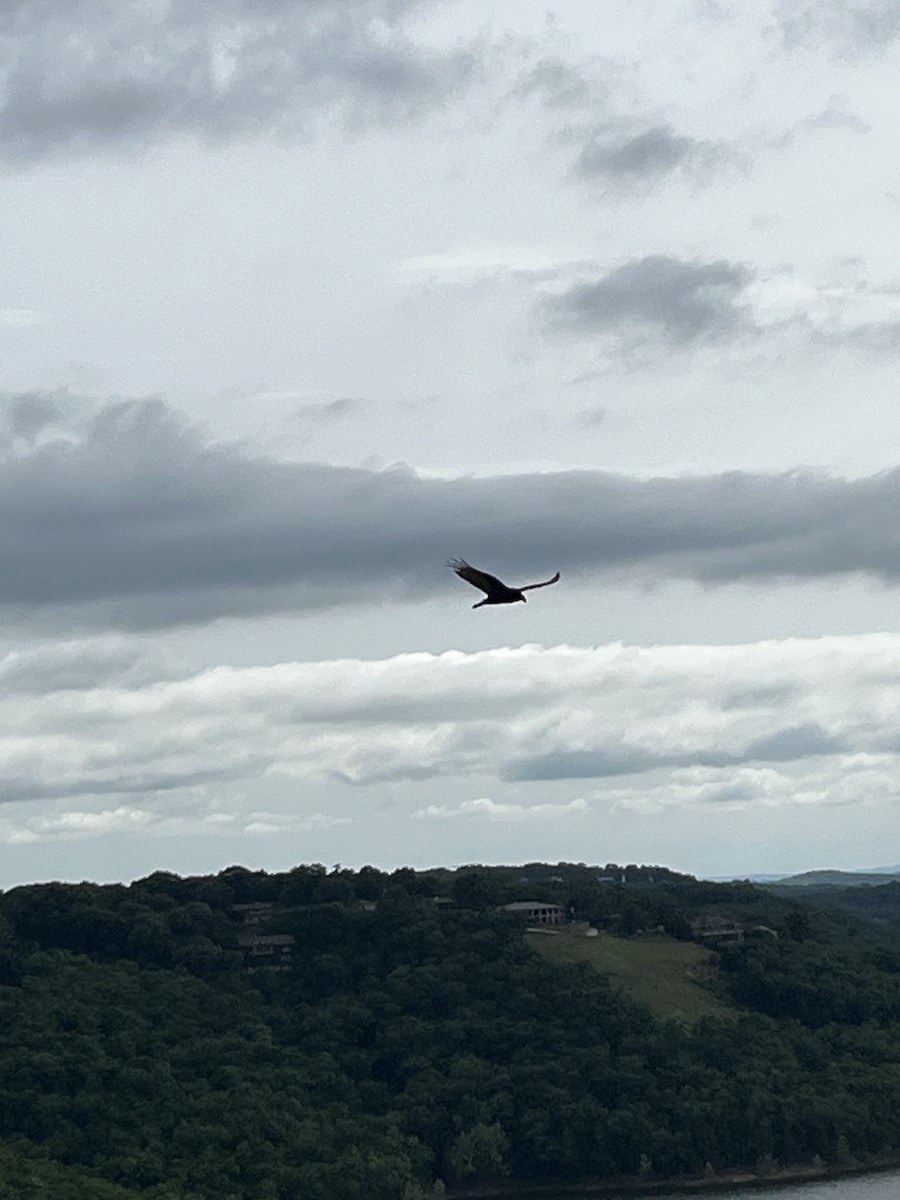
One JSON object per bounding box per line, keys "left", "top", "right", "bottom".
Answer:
{"left": 0, "top": 862, "right": 899, "bottom": 1198}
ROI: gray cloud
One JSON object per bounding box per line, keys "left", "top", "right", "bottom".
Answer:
{"left": 543, "top": 255, "right": 755, "bottom": 346}
{"left": 575, "top": 406, "right": 606, "bottom": 428}
{"left": 721, "top": 684, "right": 799, "bottom": 711}
{"left": 515, "top": 57, "right": 596, "bottom": 110}
{"left": 3, "top": 392, "right": 67, "bottom": 442}
{"left": 504, "top": 723, "right": 848, "bottom": 782}
{"left": 293, "top": 397, "right": 367, "bottom": 427}
{"left": 573, "top": 124, "right": 722, "bottom": 184}
{"left": 778, "top": 0, "right": 900, "bottom": 52}
{"left": 777, "top": 95, "right": 871, "bottom": 145}
{"left": 0, "top": 639, "right": 178, "bottom": 694}
{"left": 10, "top": 394, "right": 900, "bottom": 628}
{"left": 0, "top": 0, "right": 476, "bottom": 162}
{"left": 810, "top": 316, "right": 900, "bottom": 351}
{"left": 0, "top": 765, "right": 259, "bottom": 808}
{"left": 504, "top": 748, "right": 661, "bottom": 781}
{"left": 514, "top": 51, "right": 731, "bottom": 192}
{"left": 741, "top": 723, "right": 846, "bottom": 762}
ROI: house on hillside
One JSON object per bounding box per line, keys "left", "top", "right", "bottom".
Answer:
{"left": 502, "top": 901, "right": 566, "bottom": 927}
{"left": 690, "top": 915, "right": 744, "bottom": 943}
{"left": 237, "top": 931, "right": 295, "bottom": 968}
{"left": 232, "top": 902, "right": 296, "bottom": 969}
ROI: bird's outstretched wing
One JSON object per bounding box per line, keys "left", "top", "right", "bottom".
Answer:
{"left": 519, "top": 572, "right": 561, "bottom": 592}
{"left": 447, "top": 558, "right": 506, "bottom": 595}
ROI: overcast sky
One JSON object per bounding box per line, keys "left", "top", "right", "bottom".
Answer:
{"left": 3, "top": 0, "right": 900, "bottom": 887}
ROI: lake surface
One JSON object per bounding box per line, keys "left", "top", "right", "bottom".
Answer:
{"left": 514, "top": 1169, "right": 900, "bottom": 1200}
{"left": 645, "top": 1167, "right": 900, "bottom": 1200}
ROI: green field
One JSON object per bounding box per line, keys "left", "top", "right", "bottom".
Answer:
{"left": 528, "top": 932, "right": 735, "bottom": 1024}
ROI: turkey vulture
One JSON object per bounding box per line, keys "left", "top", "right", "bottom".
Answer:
{"left": 448, "top": 559, "right": 561, "bottom": 609}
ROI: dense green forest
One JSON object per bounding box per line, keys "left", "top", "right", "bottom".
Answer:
{"left": 2, "top": 861, "right": 900, "bottom": 1199}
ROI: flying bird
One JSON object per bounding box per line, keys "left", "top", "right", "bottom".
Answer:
{"left": 448, "top": 559, "right": 561, "bottom": 609}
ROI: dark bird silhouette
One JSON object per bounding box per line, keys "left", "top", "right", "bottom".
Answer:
{"left": 448, "top": 559, "right": 561, "bottom": 609}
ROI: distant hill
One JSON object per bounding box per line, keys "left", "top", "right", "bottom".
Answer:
{"left": 769, "top": 868, "right": 900, "bottom": 888}
{"left": 709, "top": 873, "right": 792, "bottom": 883}
{"left": 711, "top": 866, "right": 900, "bottom": 886}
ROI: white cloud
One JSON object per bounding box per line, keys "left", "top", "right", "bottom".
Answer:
{"left": 599, "top": 754, "right": 900, "bottom": 815}
{"left": 413, "top": 796, "right": 589, "bottom": 821}
{"left": 746, "top": 271, "right": 900, "bottom": 341}
{"left": 2, "top": 632, "right": 900, "bottom": 839}
{"left": 0, "top": 793, "right": 352, "bottom": 846}
{"left": 243, "top": 811, "right": 352, "bottom": 836}
{"left": 396, "top": 244, "right": 589, "bottom": 282}
{"left": 0, "top": 804, "right": 153, "bottom": 845}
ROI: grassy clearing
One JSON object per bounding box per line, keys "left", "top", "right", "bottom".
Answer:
{"left": 528, "top": 932, "right": 735, "bottom": 1024}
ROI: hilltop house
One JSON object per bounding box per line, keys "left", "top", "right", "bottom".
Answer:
{"left": 502, "top": 901, "right": 566, "bottom": 927}
{"left": 690, "top": 915, "right": 744, "bottom": 944}
{"left": 232, "top": 903, "right": 296, "bottom": 969}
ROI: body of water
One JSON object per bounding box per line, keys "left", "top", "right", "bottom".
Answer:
{"left": 647, "top": 1167, "right": 900, "bottom": 1200}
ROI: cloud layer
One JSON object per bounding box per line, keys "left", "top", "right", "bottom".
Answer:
{"left": 778, "top": 0, "right": 900, "bottom": 52}
{"left": 0, "top": 0, "right": 475, "bottom": 161}
{"left": 543, "top": 256, "right": 755, "bottom": 346}
{"left": 573, "top": 124, "right": 728, "bottom": 187}
{"left": 6, "top": 394, "right": 900, "bottom": 629}
{"left": 2, "top": 632, "right": 900, "bottom": 846}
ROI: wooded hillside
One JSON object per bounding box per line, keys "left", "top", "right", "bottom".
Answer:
{"left": 1, "top": 862, "right": 900, "bottom": 1199}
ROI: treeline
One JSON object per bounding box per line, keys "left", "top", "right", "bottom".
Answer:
{"left": 1, "top": 863, "right": 900, "bottom": 1198}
